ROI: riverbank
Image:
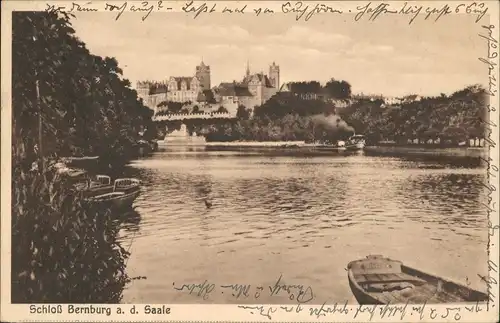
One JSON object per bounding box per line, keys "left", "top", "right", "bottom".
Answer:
{"left": 193, "top": 141, "right": 489, "bottom": 158}
{"left": 206, "top": 141, "right": 306, "bottom": 147}
{"left": 364, "top": 146, "right": 488, "bottom": 158}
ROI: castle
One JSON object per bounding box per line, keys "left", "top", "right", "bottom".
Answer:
{"left": 136, "top": 60, "right": 280, "bottom": 115}
{"left": 136, "top": 60, "right": 211, "bottom": 110}
{"left": 214, "top": 61, "right": 280, "bottom": 111}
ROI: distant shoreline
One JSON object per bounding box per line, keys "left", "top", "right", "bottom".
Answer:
{"left": 364, "top": 146, "right": 487, "bottom": 158}
{"left": 158, "top": 140, "right": 488, "bottom": 158}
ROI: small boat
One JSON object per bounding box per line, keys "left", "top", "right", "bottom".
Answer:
{"left": 345, "top": 134, "right": 366, "bottom": 151}
{"left": 347, "top": 255, "right": 489, "bottom": 304}
{"left": 305, "top": 140, "right": 348, "bottom": 152}
{"left": 54, "top": 161, "right": 141, "bottom": 210}
{"left": 88, "top": 178, "right": 141, "bottom": 210}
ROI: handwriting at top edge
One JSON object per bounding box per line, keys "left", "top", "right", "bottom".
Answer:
{"left": 44, "top": 1, "right": 489, "bottom": 24}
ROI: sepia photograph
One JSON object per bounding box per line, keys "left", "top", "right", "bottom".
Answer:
{"left": 1, "top": 0, "right": 499, "bottom": 321}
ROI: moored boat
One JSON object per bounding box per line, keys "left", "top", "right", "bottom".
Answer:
{"left": 88, "top": 178, "right": 141, "bottom": 210}
{"left": 347, "top": 255, "right": 489, "bottom": 304}
{"left": 345, "top": 134, "right": 366, "bottom": 151}
{"left": 55, "top": 163, "right": 141, "bottom": 211}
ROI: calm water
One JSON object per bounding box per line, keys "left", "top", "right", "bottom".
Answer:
{"left": 118, "top": 149, "right": 489, "bottom": 304}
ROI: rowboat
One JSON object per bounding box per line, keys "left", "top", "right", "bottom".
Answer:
{"left": 87, "top": 178, "right": 141, "bottom": 211}
{"left": 347, "top": 255, "right": 489, "bottom": 304}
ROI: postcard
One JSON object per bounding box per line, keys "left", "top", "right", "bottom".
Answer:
{"left": 1, "top": 0, "right": 499, "bottom": 322}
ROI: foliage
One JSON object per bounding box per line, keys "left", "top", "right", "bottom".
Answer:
{"left": 12, "top": 11, "right": 153, "bottom": 171}
{"left": 286, "top": 79, "right": 352, "bottom": 100}
{"left": 254, "top": 93, "right": 333, "bottom": 118}
{"left": 217, "top": 106, "right": 229, "bottom": 113}
{"left": 201, "top": 85, "right": 487, "bottom": 145}
{"left": 288, "top": 81, "right": 322, "bottom": 94}
{"left": 156, "top": 101, "right": 184, "bottom": 114}
{"left": 236, "top": 105, "right": 251, "bottom": 120}
{"left": 11, "top": 162, "right": 130, "bottom": 303}
{"left": 11, "top": 11, "right": 150, "bottom": 303}
{"left": 338, "top": 85, "right": 487, "bottom": 144}
{"left": 324, "top": 78, "right": 352, "bottom": 99}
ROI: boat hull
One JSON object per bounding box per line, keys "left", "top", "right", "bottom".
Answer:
{"left": 88, "top": 189, "right": 140, "bottom": 211}
{"left": 347, "top": 255, "right": 489, "bottom": 305}
{"left": 345, "top": 142, "right": 366, "bottom": 151}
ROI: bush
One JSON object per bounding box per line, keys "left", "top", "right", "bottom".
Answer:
{"left": 11, "top": 162, "right": 129, "bottom": 303}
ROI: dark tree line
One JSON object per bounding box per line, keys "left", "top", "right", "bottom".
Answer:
{"left": 201, "top": 84, "right": 487, "bottom": 146}
{"left": 287, "top": 78, "right": 352, "bottom": 99}
{"left": 198, "top": 93, "right": 354, "bottom": 142}
{"left": 13, "top": 12, "right": 154, "bottom": 172}
{"left": 338, "top": 85, "right": 487, "bottom": 145}
{"left": 11, "top": 11, "right": 153, "bottom": 303}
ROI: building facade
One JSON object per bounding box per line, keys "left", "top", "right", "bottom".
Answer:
{"left": 213, "top": 61, "right": 281, "bottom": 111}
{"left": 136, "top": 60, "right": 211, "bottom": 109}
{"left": 137, "top": 60, "right": 280, "bottom": 116}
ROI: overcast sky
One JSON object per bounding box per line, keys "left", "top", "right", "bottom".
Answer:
{"left": 69, "top": 10, "right": 487, "bottom": 97}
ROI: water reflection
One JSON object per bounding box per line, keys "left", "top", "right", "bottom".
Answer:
{"left": 400, "top": 173, "right": 486, "bottom": 232}
{"left": 364, "top": 149, "right": 484, "bottom": 168}
{"left": 119, "top": 150, "right": 489, "bottom": 304}
{"left": 117, "top": 209, "right": 142, "bottom": 233}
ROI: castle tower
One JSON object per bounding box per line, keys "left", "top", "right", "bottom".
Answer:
{"left": 196, "top": 59, "right": 211, "bottom": 90}
{"left": 136, "top": 81, "right": 150, "bottom": 100}
{"left": 269, "top": 62, "right": 280, "bottom": 89}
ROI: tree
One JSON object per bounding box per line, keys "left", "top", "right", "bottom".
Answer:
{"left": 11, "top": 11, "right": 150, "bottom": 303}
{"left": 236, "top": 105, "right": 251, "bottom": 120}
{"left": 167, "top": 102, "right": 183, "bottom": 113}
{"left": 324, "top": 79, "right": 352, "bottom": 99}
{"left": 217, "top": 106, "right": 229, "bottom": 113}
{"left": 289, "top": 81, "right": 322, "bottom": 94}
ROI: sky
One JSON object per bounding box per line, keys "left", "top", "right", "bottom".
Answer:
{"left": 69, "top": 9, "right": 489, "bottom": 97}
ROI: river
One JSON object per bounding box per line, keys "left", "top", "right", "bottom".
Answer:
{"left": 117, "top": 148, "right": 489, "bottom": 304}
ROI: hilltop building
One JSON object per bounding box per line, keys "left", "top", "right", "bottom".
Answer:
{"left": 137, "top": 60, "right": 280, "bottom": 115}
{"left": 136, "top": 60, "right": 212, "bottom": 109}
{"left": 213, "top": 61, "right": 281, "bottom": 110}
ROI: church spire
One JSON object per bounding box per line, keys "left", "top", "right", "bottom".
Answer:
{"left": 246, "top": 60, "right": 250, "bottom": 77}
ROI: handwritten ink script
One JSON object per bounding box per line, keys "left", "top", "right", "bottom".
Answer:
{"left": 237, "top": 301, "right": 486, "bottom": 321}
{"left": 172, "top": 274, "right": 314, "bottom": 303}
{"left": 477, "top": 19, "right": 499, "bottom": 312}
{"left": 45, "top": 1, "right": 489, "bottom": 24}
{"left": 479, "top": 24, "right": 498, "bottom": 97}
{"left": 46, "top": 1, "right": 173, "bottom": 21}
